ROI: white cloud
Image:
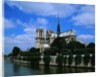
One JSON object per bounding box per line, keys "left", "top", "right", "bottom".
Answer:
{"left": 4, "top": 18, "right": 28, "bottom": 29}
{"left": 6, "top": 1, "right": 77, "bottom": 18}
{"left": 4, "top": 17, "right": 48, "bottom": 53}
{"left": 4, "top": 18, "right": 15, "bottom": 29}
{"left": 72, "top": 5, "right": 95, "bottom": 27}
{"left": 5, "top": 34, "right": 35, "bottom": 52}
{"left": 16, "top": 19, "right": 28, "bottom": 27}
{"left": 37, "top": 18, "right": 48, "bottom": 25}
{"left": 72, "top": 13, "right": 94, "bottom": 26}
{"left": 24, "top": 28, "right": 36, "bottom": 34}
{"left": 77, "top": 34, "right": 95, "bottom": 44}
{"left": 79, "top": 5, "right": 95, "bottom": 14}
{"left": 4, "top": 17, "right": 48, "bottom": 29}
{"left": 78, "top": 34, "right": 94, "bottom": 40}
{"left": 5, "top": 1, "right": 95, "bottom": 28}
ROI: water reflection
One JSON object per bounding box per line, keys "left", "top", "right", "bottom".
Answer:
{"left": 13, "top": 64, "right": 21, "bottom": 76}
{"left": 4, "top": 60, "right": 95, "bottom": 77}
{"left": 56, "top": 67, "right": 64, "bottom": 74}
{"left": 43, "top": 67, "right": 51, "bottom": 74}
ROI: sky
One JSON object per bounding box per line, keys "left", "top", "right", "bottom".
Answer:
{"left": 4, "top": 1, "right": 95, "bottom": 55}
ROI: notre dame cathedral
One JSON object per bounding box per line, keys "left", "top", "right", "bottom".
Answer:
{"left": 35, "top": 18, "right": 83, "bottom": 53}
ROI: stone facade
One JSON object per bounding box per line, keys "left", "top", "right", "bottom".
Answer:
{"left": 36, "top": 28, "right": 45, "bottom": 53}
{"left": 36, "top": 28, "right": 76, "bottom": 53}
{"left": 35, "top": 18, "right": 85, "bottom": 53}
{"left": 39, "top": 54, "right": 94, "bottom": 68}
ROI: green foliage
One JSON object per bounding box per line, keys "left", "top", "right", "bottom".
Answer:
{"left": 67, "top": 41, "right": 85, "bottom": 50}
{"left": 51, "top": 47, "right": 57, "bottom": 55}
{"left": 61, "top": 49, "right": 70, "bottom": 55}
{"left": 43, "top": 49, "right": 51, "bottom": 66}
{"left": 84, "top": 54, "right": 90, "bottom": 65}
{"left": 73, "top": 49, "right": 84, "bottom": 54}
{"left": 44, "top": 48, "right": 51, "bottom": 56}
{"left": 43, "top": 56, "right": 51, "bottom": 66}
{"left": 91, "top": 54, "right": 95, "bottom": 66}
{"left": 51, "top": 37, "right": 67, "bottom": 54}
{"left": 8, "top": 53, "right": 13, "bottom": 56}
{"left": 29, "top": 47, "right": 40, "bottom": 66}
{"left": 75, "top": 55, "right": 82, "bottom": 66}
{"left": 56, "top": 55, "right": 64, "bottom": 67}
{"left": 12, "top": 47, "right": 20, "bottom": 56}
{"left": 87, "top": 42, "right": 95, "bottom": 48}
{"left": 68, "top": 55, "right": 73, "bottom": 66}
{"left": 63, "top": 56, "right": 67, "bottom": 66}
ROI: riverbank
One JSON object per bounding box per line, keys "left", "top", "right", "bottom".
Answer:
{"left": 4, "top": 60, "right": 95, "bottom": 77}
{"left": 9, "top": 55, "right": 95, "bottom": 69}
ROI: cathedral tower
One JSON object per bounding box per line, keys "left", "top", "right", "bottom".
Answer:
{"left": 46, "top": 30, "right": 53, "bottom": 45}
{"left": 36, "top": 28, "right": 44, "bottom": 53}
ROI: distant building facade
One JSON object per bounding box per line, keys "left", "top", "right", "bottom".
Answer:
{"left": 35, "top": 18, "right": 84, "bottom": 53}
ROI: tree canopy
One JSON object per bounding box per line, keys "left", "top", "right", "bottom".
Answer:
{"left": 50, "top": 37, "right": 67, "bottom": 54}
{"left": 67, "top": 41, "right": 85, "bottom": 50}
{"left": 12, "top": 47, "right": 20, "bottom": 56}
{"left": 87, "top": 42, "right": 95, "bottom": 48}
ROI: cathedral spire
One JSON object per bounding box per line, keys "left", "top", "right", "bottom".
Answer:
{"left": 57, "top": 14, "right": 61, "bottom": 37}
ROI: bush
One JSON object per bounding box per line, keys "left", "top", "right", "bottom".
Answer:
{"left": 87, "top": 42, "right": 95, "bottom": 48}
{"left": 56, "top": 55, "right": 64, "bottom": 67}
{"left": 67, "top": 41, "right": 85, "bottom": 50}
{"left": 75, "top": 55, "right": 82, "bottom": 66}
{"left": 68, "top": 55, "right": 73, "bottom": 66}
{"left": 90, "top": 54, "right": 95, "bottom": 66}
{"left": 43, "top": 49, "right": 51, "bottom": 66}
{"left": 84, "top": 54, "right": 90, "bottom": 65}
{"left": 29, "top": 47, "right": 40, "bottom": 66}
{"left": 43, "top": 55, "right": 51, "bottom": 66}
{"left": 63, "top": 56, "right": 67, "bottom": 66}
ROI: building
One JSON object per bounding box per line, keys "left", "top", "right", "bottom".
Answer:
{"left": 35, "top": 18, "right": 84, "bottom": 53}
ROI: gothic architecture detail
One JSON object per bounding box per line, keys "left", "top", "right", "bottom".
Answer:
{"left": 36, "top": 28, "right": 45, "bottom": 53}
{"left": 57, "top": 16, "right": 61, "bottom": 37}
{"left": 35, "top": 18, "right": 83, "bottom": 53}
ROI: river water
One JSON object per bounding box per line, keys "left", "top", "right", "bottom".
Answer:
{"left": 4, "top": 60, "right": 95, "bottom": 77}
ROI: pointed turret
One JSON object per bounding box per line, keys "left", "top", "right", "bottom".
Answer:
{"left": 57, "top": 15, "right": 61, "bottom": 37}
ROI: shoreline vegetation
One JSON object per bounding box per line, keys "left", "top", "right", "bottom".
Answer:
{"left": 4, "top": 37, "right": 95, "bottom": 69}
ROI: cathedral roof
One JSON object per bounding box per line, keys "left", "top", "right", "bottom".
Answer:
{"left": 51, "top": 33, "right": 57, "bottom": 37}
{"left": 60, "top": 30, "right": 75, "bottom": 37}
{"left": 51, "top": 30, "right": 76, "bottom": 38}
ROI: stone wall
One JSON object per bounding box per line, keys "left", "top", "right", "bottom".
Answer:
{"left": 40, "top": 54, "right": 94, "bottom": 68}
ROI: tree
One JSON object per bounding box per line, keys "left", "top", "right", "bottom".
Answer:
{"left": 68, "top": 55, "right": 73, "bottom": 66}
{"left": 61, "top": 49, "right": 70, "bottom": 55}
{"left": 43, "top": 49, "right": 51, "bottom": 66}
{"left": 90, "top": 54, "right": 95, "bottom": 66}
{"left": 29, "top": 47, "right": 38, "bottom": 53}
{"left": 29, "top": 47, "right": 40, "bottom": 66}
{"left": 43, "top": 55, "right": 51, "bottom": 66}
{"left": 51, "top": 37, "right": 67, "bottom": 54}
{"left": 8, "top": 53, "right": 13, "bottom": 57}
{"left": 50, "top": 47, "right": 57, "bottom": 55}
{"left": 75, "top": 55, "right": 82, "bottom": 66}
{"left": 12, "top": 47, "right": 20, "bottom": 56}
{"left": 63, "top": 56, "right": 67, "bottom": 66}
{"left": 86, "top": 42, "right": 95, "bottom": 54}
{"left": 84, "top": 54, "right": 90, "bottom": 65}
{"left": 87, "top": 42, "right": 95, "bottom": 48}
{"left": 56, "top": 55, "right": 64, "bottom": 67}
{"left": 67, "top": 41, "right": 85, "bottom": 50}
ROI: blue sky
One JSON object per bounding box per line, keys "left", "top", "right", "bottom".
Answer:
{"left": 4, "top": 1, "right": 95, "bottom": 55}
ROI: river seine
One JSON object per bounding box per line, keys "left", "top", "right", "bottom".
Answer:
{"left": 4, "top": 60, "right": 95, "bottom": 77}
